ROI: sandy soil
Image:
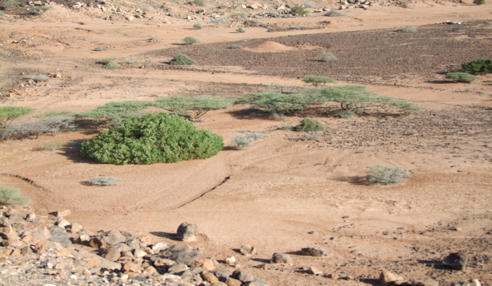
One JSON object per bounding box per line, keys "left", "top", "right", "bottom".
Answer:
{"left": 1, "top": 0, "right": 492, "bottom": 285}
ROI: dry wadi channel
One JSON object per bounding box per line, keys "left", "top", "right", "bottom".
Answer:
{"left": 0, "top": 0, "right": 492, "bottom": 285}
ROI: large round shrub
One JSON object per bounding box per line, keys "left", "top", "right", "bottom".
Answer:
{"left": 80, "top": 113, "right": 223, "bottom": 164}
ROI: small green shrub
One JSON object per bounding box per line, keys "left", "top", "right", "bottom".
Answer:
{"left": 1, "top": 1, "right": 21, "bottom": 10}
{"left": 295, "top": 118, "right": 324, "bottom": 132}
{"left": 194, "top": 22, "right": 202, "bottom": 29}
{"left": 156, "top": 96, "right": 235, "bottom": 118}
{"left": 461, "top": 59, "right": 492, "bottom": 75}
{"left": 88, "top": 176, "right": 120, "bottom": 186}
{"left": 229, "top": 44, "right": 242, "bottom": 49}
{"left": 336, "top": 109, "right": 355, "bottom": 118}
{"left": 231, "top": 134, "right": 254, "bottom": 150}
{"left": 230, "top": 12, "right": 248, "bottom": 21}
{"left": 93, "top": 46, "right": 108, "bottom": 51}
{"left": 170, "top": 54, "right": 195, "bottom": 65}
{"left": 291, "top": 6, "right": 309, "bottom": 15}
{"left": 321, "top": 52, "right": 337, "bottom": 62}
{"left": 80, "top": 113, "right": 224, "bottom": 164}
{"left": 104, "top": 61, "right": 121, "bottom": 69}
{"left": 473, "top": 0, "right": 485, "bottom": 5}
{"left": 303, "top": 132, "right": 320, "bottom": 141}
{"left": 31, "top": 6, "right": 52, "bottom": 11}
{"left": 0, "top": 106, "right": 35, "bottom": 128}
{"left": 98, "top": 58, "right": 117, "bottom": 65}
{"left": 366, "top": 165, "right": 410, "bottom": 184}
{"left": 396, "top": 25, "right": 417, "bottom": 33}
{"left": 0, "top": 186, "right": 30, "bottom": 205}
{"left": 445, "top": 72, "right": 476, "bottom": 83}
{"left": 183, "top": 36, "right": 200, "bottom": 45}
{"left": 302, "top": 76, "right": 337, "bottom": 87}
{"left": 236, "top": 27, "right": 246, "bottom": 33}
{"left": 193, "top": 0, "right": 205, "bottom": 6}
{"left": 0, "top": 11, "right": 4, "bottom": 16}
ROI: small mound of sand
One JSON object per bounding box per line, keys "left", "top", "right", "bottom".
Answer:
{"left": 245, "top": 41, "right": 297, "bottom": 53}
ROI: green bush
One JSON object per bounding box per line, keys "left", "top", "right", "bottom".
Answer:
{"left": 88, "top": 176, "right": 120, "bottom": 186}
{"left": 337, "top": 109, "right": 355, "bottom": 118}
{"left": 1, "top": 1, "right": 21, "bottom": 10}
{"left": 236, "top": 27, "right": 246, "bottom": 33}
{"left": 93, "top": 46, "right": 108, "bottom": 51}
{"left": 193, "top": 0, "right": 205, "bottom": 6}
{"left": 445, "top": 72, "right": 476, "bottom": 83}
{"left": 324, "top": 11, "right": 345, "bottom": 17}
{"left": 103, "top": 62, "right": 121, "bottom": 69}
{"left": 473, "top": 0, "right": 485, "bottom": 5}
{"left": 291, "top": 6, "right": 309, "bottom": 15}
{"left": 80, "top": 113, "right": 224, "bottom": 164}
{"left": 182, "top": 37, "right": 200, "bottom": 45}
{"left": 155, "top": 96, "right": 234, "bottom": 118}
{"left": 194, "top": 22, "right": 202, "bottom": 29}
{"left": 230, "top": 12, "right": 248, "bottom": 21}
{"left": 170, "top": 54, "right": 195, "bottom": 65}
{"left": 251, "top": 92, "right": 313, "bottom": 115}
{"left": 366, "top": 165, "right": 409, "bottom": 184}
{"left": 295, "top": 118, "right": 324, "bottom": 132}
{"left": 229, "top": 44, "right": 242, "bottom": 49}
{"left": 462, "top": 59, "right": 492, "bottom": 75}
{"left": 76, "top": 101, "right": 153, "bottom": 125}
{"left": 0, "top": 186, "right": 30, "bottom": 205}
{"left": 0, "top": 106, "right": 35, "bottom": 128}
{"left": 302, "top": 76, "right": 337, "bottom": 87}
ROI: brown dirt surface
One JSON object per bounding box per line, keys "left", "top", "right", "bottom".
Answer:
{"left": 1, "top": 0, "right": 492, "bottom": 285}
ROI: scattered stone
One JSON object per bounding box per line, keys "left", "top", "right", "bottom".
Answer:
{"left": 443, "top": 252, "right": 468, "bottom": 270}
{"left": 232, "top": 269, "right": 255, "bottom": 282}
{"left": 202, "top": 271, "right": 219, "bottom": 284}
{"left": 48, "top": 226, "right": 71, "bottom": 247}
{"left": 271, "top": 253, "right": 292, "bottom": 264}
{"left": 168, "top": 263, "right": 188, "bottom": 274}
{"left": 152, "top": 241, "right": 168, "bottom": 252}
{"left": 226, "top": 277, "right": 242, "bottom": 286}
{"left": 69, "top": 223, "right": 83, "bottom": 233}
{"left": 225, "top": 255, "right": 236, "bottom": 266}
{"left": 104, "top": 248, "right": 121, "bottom": 262}
{"left": 380, "top": 270, "right": 404, "bottom": 286}
{"left": 177, "top": 222, "right": 200, "bottom": 242}
{"left": 240, "top": 245, "right": 256, "bottom": 256}
{"left": 215, "top": 269, "right": 231, "bottom": 282}
{"left": 327, "top": 273, "right": 339, "bottom": 279}
{"left": 308, "top": 266, "right": 323, "bottom": 275}
{"left": 247, "top": 279, "right": 268, "bottom": 286}
{"left": 411, "top": 278, "right": 439, "bottom": 286}
{"left": 301, "top": 247, "right": 332, "bottom": 257}
{"left": 56, "top": 209, "right": 71, "bottom": 217}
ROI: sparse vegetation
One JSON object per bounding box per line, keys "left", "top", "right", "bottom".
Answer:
{"left": 278, "top": 125, "right": 294, "bottom": 131}
{"left": 193, "top": 0, "right": 205, "bottom": 6}
{"left": 207, "top": 17, "right": 229, "bottom": 24}
{"left": 231, "top": 134, "right": 254, "bottom": 150}
{"left": 302, "top": 76, "right": 337, "bottom": 87}
{"left": 461, "top": 59, "right": 492, "bottom": 75}
{"left": 193, "top": 22, "right": 202, "bottom": 29}
{"left": 473, "top": 0, "right": 485, "bottom": 5}
{"left": 446, "top": 72, "right": 476, "bottom": 83}
{"left": 324, "top": 11, "right": 345, "bottom": 17}
{"left": 1, "top": 1, "right": 21, "bottom": 10}
{"left": 80, "top": 113, "right": 224, "bottom": 164}
{"left": 321, "top": 52, "right": 337, "bottom": 62}
{"left": 170, "top": 54, "right": 195, "bottom": 65}
{"left": 103, "top": 61, "right": 122, "bottom": 69}
{"left": 31, "top": 6, "right": 52, "bottom": 12}
{"left": 0, "top": 186, "right": 30, "bottom": 205}
{"left": 295, "top": 118, "right": 324, "bottom": 132}
{"left": 291, "top": 6, "right": 309, "bottom": 16}
{"left": 230, "top": 12, "right": 248, "bottom": 21}
{"left": 88, "top": 176, "right": 121, "bottom": 186}
{"left": 229, "top": 44, "right": 242, "bottom": 49}
{"left": 2, "top": 115, "right": 75, "bottom": 140}
{"left": 236, "top": 27, "right": 246, "bottom": 33}
{"left": 0, "top": 106, "right": 35, "bottom": 129}
{"left": 366, "top": 165, "right": 410, "bottom": 184}
{"left": 337, "top": 109, "right": 355, "bottom": 118}
{"left": 302, "top": 1, "right": 316, "bottom": 8}
{"left": 156, "top": 96, "right": 234, "bottom": 119}
{"left": 39, "top": 140, "right": 63, "bottom": 151}
{"left": 93, "top": 46, "right": 108, "bottom": 51}
{"left": 396, "top": 25, "right": 417, "bottom": 33}
{"left": 182, "top": 36, "right": 200, "bottom": 45}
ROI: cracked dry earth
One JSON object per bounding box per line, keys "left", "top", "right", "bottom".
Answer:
{"left": 1, "top": 1, "right": 492, "bottom": 285}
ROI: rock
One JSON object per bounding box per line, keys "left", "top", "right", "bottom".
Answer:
{"left": 154, "top": 258, "right": 175, "bottom": 268}
{"left": 0, "top": 247, "right": 13, "bottom": 256}
{"left": 48, "top": 226, "right": 71, "bottom": 247}
{"left": 177, "top": 222, "right": 199, "bottom": 242}
{"left": 301, "top": 247, "right": 332, "bottom": 257}
{"left": 138, "top": 235, "right": 153, "bottom": 245}
{"left": 308, "top": 266, "right": 323, "bottom": 275}
{"left": 226, "top": 277, "right": 242, "bottom": 286}
{"left": 142, "top": 266, "right": 157, "bottom": 276}
{"left": 200, "top": 258, "right": 217, "bottom": 272}
{"left": 232, "top": 269, "right": 255, "bottom": 282}
{"left": 69, "top": 223, "right": 83, "bottom": 233}
{"left": 471, "top": 279, "right": 482, "bottom": 286}
{"left": 56, "top": 218, "right": 70, "bottom": 228}
{"left": 25, "top": 213, "right": 36, "bottom": 222}
{"left": 104, "top": 248, "right": 121, "bottom": 262}
{"left": 202, "top": 272, "right": 219, "bottom": 284}
{"left": 168, "top": 263, "right": 188, "bottom": 274}
{"left": 240, "top": 245, "right": 256, "bottom": 256}
{"left": 8, "top": 213, "right": 24, "bottom": 221}
{"left": 271, "top": 253, "right": 292, "bottom": 264}
{"left": 122, "top": 262, "right": 141, "bottom": 273}
{"left": 327, "top": 273, "right": 339, "bottom": 279}
{"left": 380, "top": 270, "right": 405, "bottom": 286}
{"left": 215, "top": 269, "right": 231, "bottom": 282}
{"left": 152, "top": 241, "right": 168, "bottom": 252}
{"left": 56, "top": 209, "right": 71, "bottom": 217}
{"left": 411, "top": 279, "right": 439, "bottom": 286}
{"left": 443, "top": 252, "right": 468, "bottom": 270}
{"left": 134, "top": 249, "right": 147, "bottom": 258}
{"left": 181, "top": 269, "right": 193, "bottom": 279}
{"left": 102, "top": 230, "right": 126, "bottom": 245}
{"left": 225, "top": 256, "right": 236, "bottom": 266}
